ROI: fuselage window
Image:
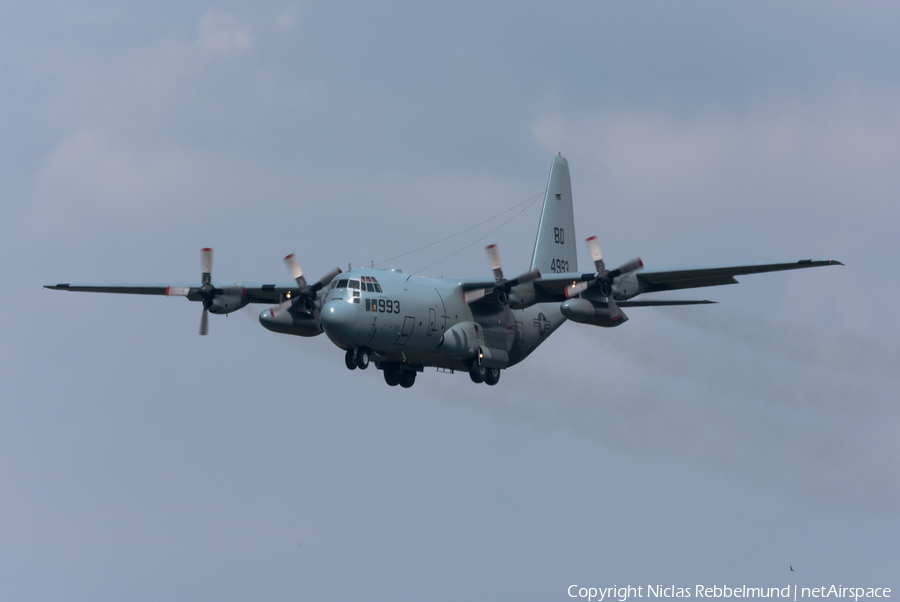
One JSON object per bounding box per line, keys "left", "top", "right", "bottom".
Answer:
{"left": 336, "top": 279, "right": 348, "bottom": 288}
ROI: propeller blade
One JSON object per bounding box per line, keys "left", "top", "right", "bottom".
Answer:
{"left": 201, "top": 248, "right": 213, "bottom": 285}
{"left": 564, "top": 281, "right": 590, "bottom": 299}
{"left": 507, "top": 269, "right": 541, "bottom": 287}
{"left": 585, "top": 236, "right": 605, "bottom": 272}
{"left": 606, "top": 295, "right": 627, "bottom": 324}
{"left": 464, "top": 288, "right": 488, "bottom": 304}
{"left": 199, "top": 309, "right": 209, "bottom": 336}
{"left": 312, "top": 267, "right": 342, "bottom": 292}
{"left": 284, "top": 254, "right": 307, "bottom": 288}
{"left": 485, "top": 244, "right": 503, "bottom": 280}
{"left": 268, "top": 298, "right": 294, "bottom": 318}
{"left": 608, "top": 257, "right": 643, "bottom": 278}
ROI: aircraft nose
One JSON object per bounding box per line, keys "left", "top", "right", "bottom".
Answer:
{"left": 320, "top": 300, "right": 360, "bottom": 347}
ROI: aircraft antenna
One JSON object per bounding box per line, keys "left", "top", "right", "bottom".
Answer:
{"left": 374, "top": 190, "right": 544, "bottom": 268}
{"left": 412, "top": 196, "right": 542, "bottom": 275}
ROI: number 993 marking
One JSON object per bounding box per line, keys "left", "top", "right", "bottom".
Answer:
{"left": 366, "top": 298, "right": 401, "bottom": 313}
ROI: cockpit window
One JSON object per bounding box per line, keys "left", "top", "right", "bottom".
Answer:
{"left": 336, "top": 279, "right": 348, "bottom": 288}
{"left": 364, "top": 282, "right": 374, "bottom": 292}
{"left": 329, "top": 280, "right": 337, "bottom": 290}
{"left": 374, "top": 283, "right": 383, "bottom": 293}
{"left": 349, "top": 280, "right": 360, "bottom": 289}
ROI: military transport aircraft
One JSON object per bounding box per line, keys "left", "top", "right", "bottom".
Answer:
{"left": 46, "top": 155, "right": 842, "bottom": 388}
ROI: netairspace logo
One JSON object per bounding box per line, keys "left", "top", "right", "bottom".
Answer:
{"left": 567, "top": 586, "right": 892, "bottom": 602}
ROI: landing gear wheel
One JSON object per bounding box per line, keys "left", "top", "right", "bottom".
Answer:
{"left": 356, "top": 349, "right": 369, "bottom": 370}
{"left": 399, "top": 370, "right": 416, "bottom": 388}
{"left": 484, "top": 367, "right": 501, "bottom": 386}
{"left": 344, "top": 349, "right": 357, "bottom": 370}
{"left": 469, "top": 361, "right": 486, "bottom": 384}
{"left": 383, "top": 364, "right": 401, "bottom": 386}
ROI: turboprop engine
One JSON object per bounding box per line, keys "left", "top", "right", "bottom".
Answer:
{"left": 207, "top": 285, "right": 250, "bottom": 314}
{"left": 258, "top": 253, "right": 342, "bottom": 337}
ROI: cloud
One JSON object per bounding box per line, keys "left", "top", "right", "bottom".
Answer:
{"left": 198, "top": 8, "right": 253, "bottom": 58}
{"left": 422, "top": 310, "right": 900, "bottom": 513}
{"left": 29, "top": 128, "right": 229, "bottom": 227}
{"left": 274, "top": 8, "right": 298, "bottom": 32}
{"left": 531, "top": 91, "right": 900, "bottom": 215}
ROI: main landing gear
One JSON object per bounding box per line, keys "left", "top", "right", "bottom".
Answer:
{"left": 469, "top": 361, "right": 500, "bottom": 386}
{"left": 382, "top": 362, "right": 416, "bottom": 388}
{"left": 345, "top": 349, "right": 418, "bottom": 388}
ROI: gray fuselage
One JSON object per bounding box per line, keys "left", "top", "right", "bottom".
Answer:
{"left": 314, "top": 268, "right": 563, "bottom": 372}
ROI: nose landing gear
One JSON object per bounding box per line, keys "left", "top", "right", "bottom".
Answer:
{"left": 345, "top": 348, "right": 371, "bottom": 370}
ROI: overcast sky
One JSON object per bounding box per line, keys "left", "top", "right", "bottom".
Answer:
{"left": 1, "top": 2, "right": 899, "bottom": 600}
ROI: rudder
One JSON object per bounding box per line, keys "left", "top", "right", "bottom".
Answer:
{"left": 530, "top": 154, "right": 577, "bottom": 274}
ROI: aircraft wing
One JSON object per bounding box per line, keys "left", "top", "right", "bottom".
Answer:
{"left": 635, "top": 259, "right": 843, "bottom": 292}
{"left": 454, "top": 278, "right": 502, "bottom": 291}
{"left": 528, "top": 258, "right": 842, "bottom": 300}
{"left": 531, "top": 272, "right": 595, "bottom": 296}
{"left": 44, "top": 282, "right": 298, "bottom": 303}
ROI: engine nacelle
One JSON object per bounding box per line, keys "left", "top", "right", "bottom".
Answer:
{"left": 560, "top": 298, "right": 628, "bottom": 328}
{"left": 209, "top": 286, "right": 250, "bottom": 314}
{"left": 507, "top": 282, "right": 537, "bottom": 309}
{"left": 258, "top": 307, "right": 322, "bottom": 337}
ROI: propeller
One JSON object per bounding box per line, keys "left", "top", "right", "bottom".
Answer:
{"left": 270, "top": 254, "right": 342, "bottom": 317}
{"left": 198, "top": 247, "right": 214, "bottom": 335}
{"left": 464, "top": 244, "right": 541, "bottom": 304}
{"left": 564, "top": 237, "right": 643, "bottom": 299}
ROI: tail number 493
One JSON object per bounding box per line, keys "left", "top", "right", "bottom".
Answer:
{"left": 550, "top": 259, "right": 569, "bottom": 273}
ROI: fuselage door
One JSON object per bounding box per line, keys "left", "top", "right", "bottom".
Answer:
{"left": 427, "top": 308, "right": 436, "bottom": 336}
{"left": 395, "top": 316, "right": 415, "bottom": 345}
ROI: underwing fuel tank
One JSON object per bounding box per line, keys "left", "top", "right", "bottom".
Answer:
{"left": 559, "top": 298, "right": 628, "bottom": 328}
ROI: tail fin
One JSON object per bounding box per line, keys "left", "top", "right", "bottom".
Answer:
{"left": 530, "top": 154, "right": 578, "bottom": 274}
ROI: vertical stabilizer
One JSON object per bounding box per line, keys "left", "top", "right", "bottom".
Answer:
{"left": 530, "top": 154, "right": 578, "bottom": 274}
